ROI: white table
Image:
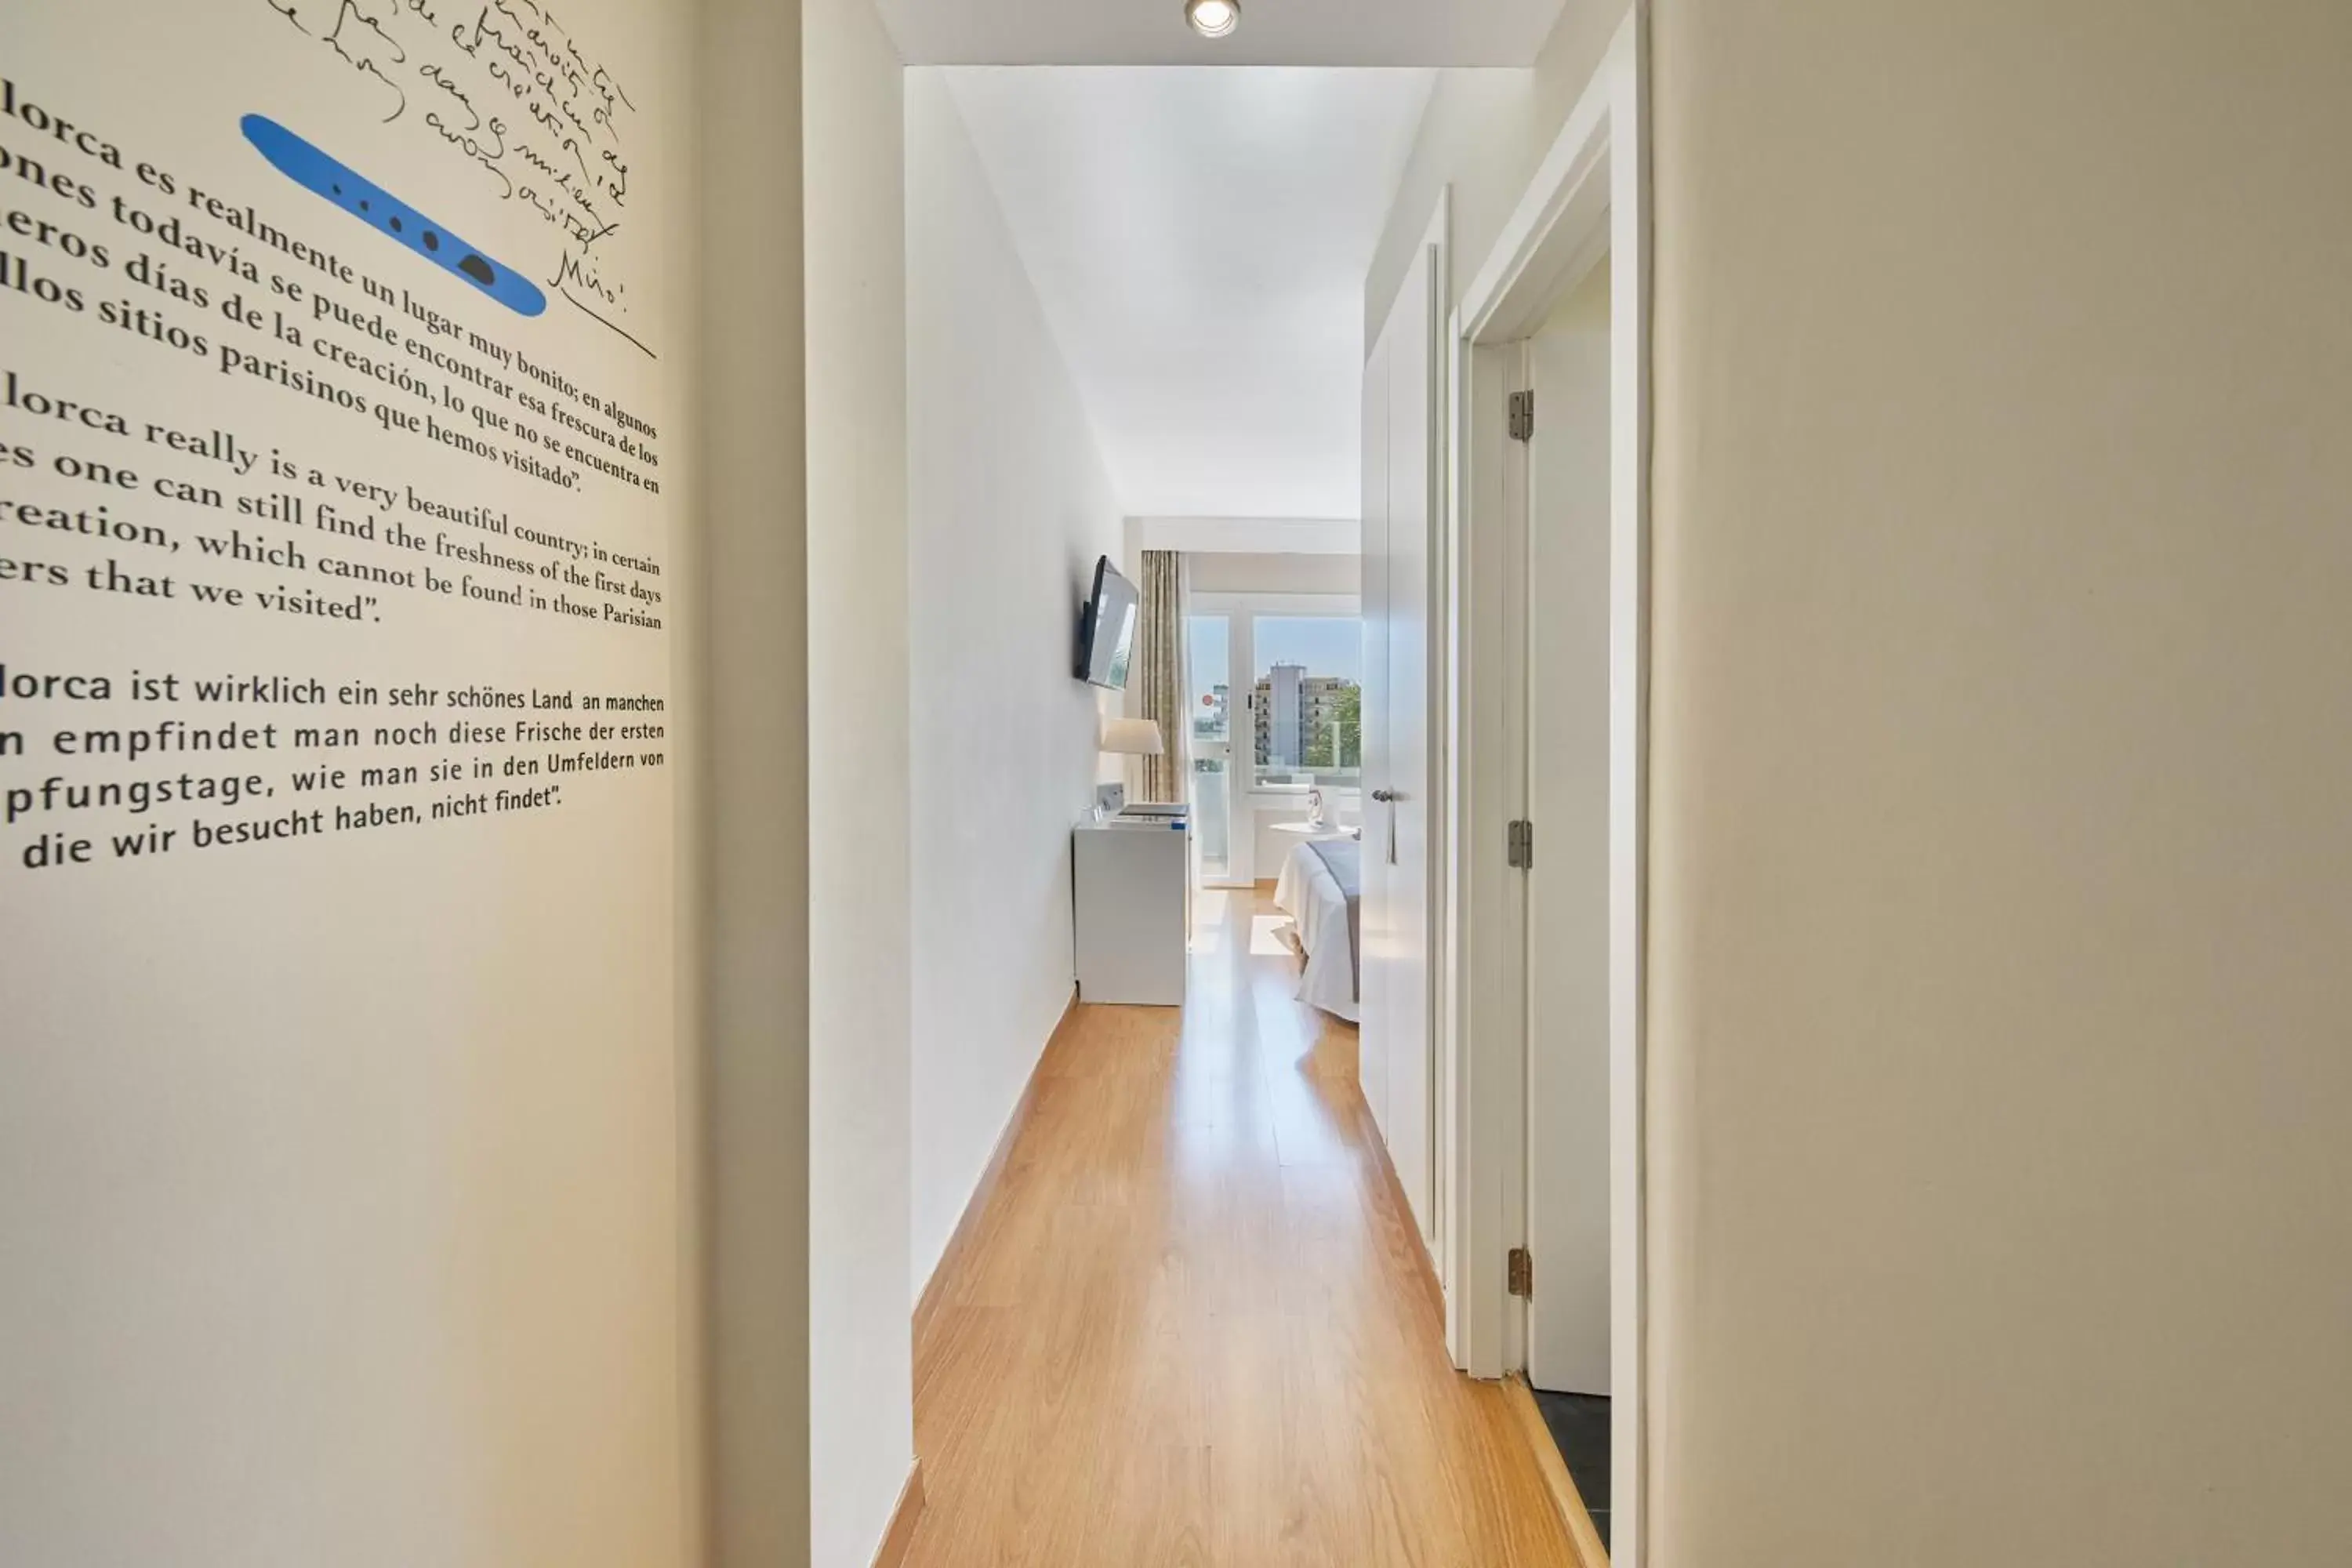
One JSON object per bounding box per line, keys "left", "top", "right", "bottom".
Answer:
{"left": 1073, "top": 815, "right": 1189, "bottom": 1007}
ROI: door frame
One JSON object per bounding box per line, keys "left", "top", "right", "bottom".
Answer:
{"left": 1440, "top": 11, "right": 1650, "bottom": 1563}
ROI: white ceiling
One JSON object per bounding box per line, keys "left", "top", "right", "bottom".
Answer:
{"left": 880, "top": 0, "right": 1568, "bottom": 67}
{"left": 945, "top": 67, "right": 1436, "bottom": 521}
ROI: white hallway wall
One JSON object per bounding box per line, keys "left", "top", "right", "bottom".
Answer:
{"left": 1189, "top": 553, "right": 1363, "bottom": 597}
{"left": 804, "top": 0, "right": 916, "bottom": 1562}
{"left": 907, "top": 69, "right": 1126, "bottom": 1294}
{"left": 699, "top": 0, "right": 815, "bottom": 1560}
{"left": 1, "top": 3, "right": 709, "bottom": 1564}
{"left": 1647, "top": 2, "right": 2352, "bottom": 1563}
{"left": 1364, "top": 1, "right": 1624, "bottom": 340}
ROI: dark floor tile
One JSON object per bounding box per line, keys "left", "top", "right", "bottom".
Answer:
{"left": 1530, "top": 1388, "right": 1610, "bottom": 1522}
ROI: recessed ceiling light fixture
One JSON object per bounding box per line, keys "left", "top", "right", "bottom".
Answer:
{"left": 1185, "top": 0, "right": 1241, "bottom": 40}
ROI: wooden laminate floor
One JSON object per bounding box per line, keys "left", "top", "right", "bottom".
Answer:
{"left": 903, "top": 888, "right": 1580, "bottom": 1567}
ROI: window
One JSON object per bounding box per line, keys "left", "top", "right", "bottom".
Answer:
{"left": 1249, "top": 615, "right": 1361, "bottom": 789}
{"left": 1186, "top": 613, "right": 1233, "bottom": 880}
{"left": 1195, "top": 597, "right": 1364, "bottom": 804}
{"left": 1188, "top": 593, "right": 1362, "bottom": 888}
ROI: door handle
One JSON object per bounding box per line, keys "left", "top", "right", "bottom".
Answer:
{"left": 1372, "top": 789, "right": 1399, "bottom": 804}
{"left": 1372, "top": 789, "right": 1400, "bottom": 863}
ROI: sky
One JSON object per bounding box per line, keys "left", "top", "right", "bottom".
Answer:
{"left": 1189, "top": 614, "right": 1361, "bottom": 694}
{"left": 1257, "top": 617, "right": 1362, "bottom": 681}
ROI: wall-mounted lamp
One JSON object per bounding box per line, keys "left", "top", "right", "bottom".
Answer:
{"left": 1098, "top": 717, "right": 1167, "bottom": 758}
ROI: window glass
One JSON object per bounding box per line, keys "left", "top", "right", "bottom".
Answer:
{"left": 1250, "top": 616, "right": 1361, "bottom": 788}
{"left": 1185, "top": 615, "right": 1232, "bottom": 877}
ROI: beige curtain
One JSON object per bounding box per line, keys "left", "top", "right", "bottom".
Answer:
{"left": 1135, "top": 550, "right": 1188, "bottom": 804}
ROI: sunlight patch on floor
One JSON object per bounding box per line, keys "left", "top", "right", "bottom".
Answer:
{"left": 1251, "top": 914, "right": 1299, "bottom": 958}
{"left": 1192, "top": 887, "right": 1233, "bottom": 953}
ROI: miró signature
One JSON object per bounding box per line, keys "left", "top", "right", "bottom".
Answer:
{"left": 549, "top": 240, "right": 650, "bottom": 358}
{"left": 554, "top": 244, "right": 618, "bottom": 307}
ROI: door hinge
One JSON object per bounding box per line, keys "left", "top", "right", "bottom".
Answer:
{"left": 1508, "top": 1247, "right": 1534, "bottom": 1299}
{"left": 1508, "top": 390, "right": 1536, "bottom": 443}
{"left": 1507, "top": 818, "right": 1535, "bottom": 869}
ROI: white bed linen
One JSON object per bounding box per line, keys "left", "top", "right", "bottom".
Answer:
{"left": 1272, "top": 840, "right": 1360, "bottom": 1023}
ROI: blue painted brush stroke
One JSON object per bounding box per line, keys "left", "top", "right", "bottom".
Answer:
{"left": 241, "top": 114, "right": 546, "bottom": 318}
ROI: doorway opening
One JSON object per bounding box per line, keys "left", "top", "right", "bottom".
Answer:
{"left": 1519, "top": 253, "right": 1615, "bottom": 1543}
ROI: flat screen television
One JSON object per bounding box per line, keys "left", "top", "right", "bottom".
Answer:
{"left": 1076, "top": 556, "right": 1140, "bottom": 690}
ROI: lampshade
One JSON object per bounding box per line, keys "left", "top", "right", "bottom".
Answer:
{"left": 1098, "top": 717, "right": 1166, "bottom": 757}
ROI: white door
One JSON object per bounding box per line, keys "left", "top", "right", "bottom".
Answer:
{"left": 1524, "top": 265, "right": 1613, "bottom": 1395}
{"left": 1359, "top": 319, "right": 1393, "bottom": 1138}
{"left": 1365, "top": 245, "right": 1440, "bottom": 1243}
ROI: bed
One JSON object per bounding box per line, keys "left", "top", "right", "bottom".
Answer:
{"left": 1272, "top": 834, "right": 1362, "bottom": 1023}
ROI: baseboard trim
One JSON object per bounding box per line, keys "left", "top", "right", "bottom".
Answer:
{"left": 1503, "top": 1374, "right": 1610, "bottom": 1567}
{"left": 912, "top": 987, "right": 1079, "bottom": 1350}
{"left": 870, "top": 1461, "right": 926, "bottom": 1568}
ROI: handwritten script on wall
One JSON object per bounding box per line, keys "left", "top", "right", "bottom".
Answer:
{"left": 262, "top": 0, "right": 650, "bottom": 356}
